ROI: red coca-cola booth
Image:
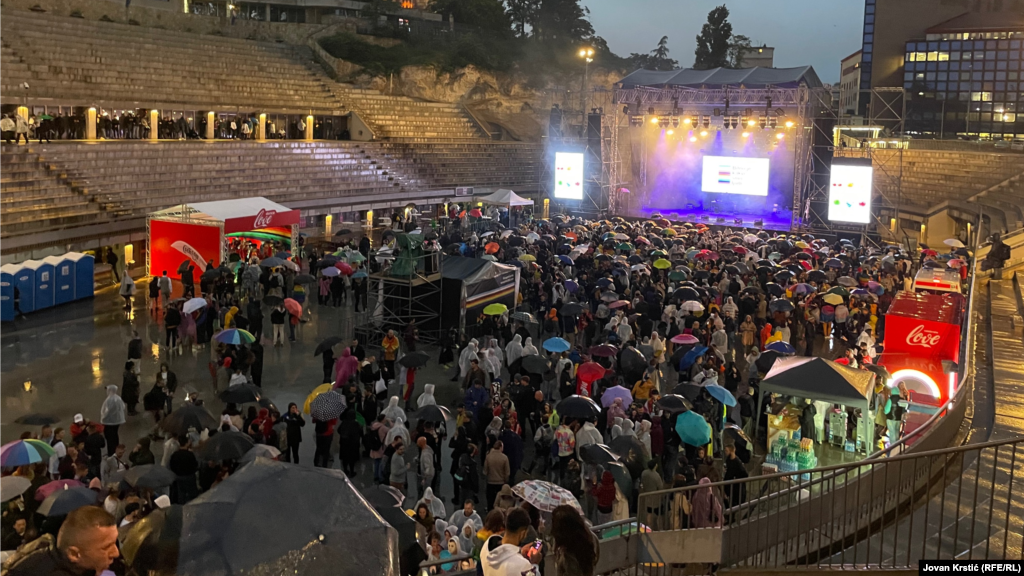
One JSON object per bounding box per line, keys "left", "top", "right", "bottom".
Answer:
{"left": 147, "top": 197, "right": 300, "bottom": 280}
{"left": 879, "top": 291, "right": 965, "bottom": 405}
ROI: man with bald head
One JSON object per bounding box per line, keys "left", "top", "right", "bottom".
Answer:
{"left": 6, "top": 506, "right": 119, "bottom": 575}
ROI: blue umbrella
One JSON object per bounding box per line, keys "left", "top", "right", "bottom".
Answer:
{"left": 352, "top": 271, "right": 368, "bottom": 279}
{"left": 274, "top": 251, "right": 291, "bottom": 260}
{"left": 825, "top": 258, "right": 843, "bottom": 268}
{"left": 564, "top": 280, "right": 579, "bottom": 293}
{"left": 259, "top": 257, "right": 284, "bottom": 268}
{"left": 769, "top": 299, "right": 795, "bottom": 313}
{"left": 543, "top": 337, "right": 571, "bottom": 353}
{"left": 674, "top": 411, "right": 711, "bottom": 447}
{"left": 704, "top": 384, "right": 737, "bottom": 407}
{"left": 600, "top": 385, "right": 633, "bottom": 408}
{"left": 678, "top": 345, "right": 708, "bottom": 371}
{"left": 766, "top": 341, "right": 796, "bottom": 355}
{"left": 557, "top": 255, "right": 574, "bottom": 265}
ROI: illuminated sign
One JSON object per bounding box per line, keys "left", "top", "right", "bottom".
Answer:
{"left": 554, "top": 152, "right": 584, "bottom": 200}
{"left": 700, "top": 156, "right": 770, "bottom": 196}
{"left": 828, "top": 163, "right": 873, "bottom": 224}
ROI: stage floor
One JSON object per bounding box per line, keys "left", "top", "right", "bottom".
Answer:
{"left": 634, "top": 208, "right": 794, "bottom": 232}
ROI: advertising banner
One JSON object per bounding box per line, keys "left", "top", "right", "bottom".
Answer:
{"left": 149, "top": 219, "right": 222, "bottom": 280}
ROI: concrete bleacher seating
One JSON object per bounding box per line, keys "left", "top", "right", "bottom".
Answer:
{"left": 372, "top": 141, "right": 542, "bottom": 189}
{"left": 331, "top": 86, "right": 484, "bottom": 140}
{"left": 0, "top": 145, "right": 105, "bottom": 237}
{"left": 0, "top": 10, "right": 342, "bottom": 112}
{"left": 874, "top": 149, "right": 1024, "bottom": 207}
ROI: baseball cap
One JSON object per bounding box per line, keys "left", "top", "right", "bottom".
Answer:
{"left": 73, "top": 413, "right": 84, "bottom": 424}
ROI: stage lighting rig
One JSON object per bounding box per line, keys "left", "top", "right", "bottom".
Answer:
{"left": 670, "top": 116, "right": 680, "bottom": 128}
{"left": 768, "top": 116, "right": 778, "bottom": 129}
{"left": 629, "top": 115, "right": 645, "bottom": 127}
{"left": 684, "top": 116, "right": 696, "bottom": 126}
{"left": 700, "top": 115, "right": 711, "bottom": 129}
{"left": 758, "top": 115, "right": 768, "bottom": 129}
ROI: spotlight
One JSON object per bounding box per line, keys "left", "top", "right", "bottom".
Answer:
{"left": 768, "top": 117, "right": 778, "bottom": 129}
{"left": 683, "top": 117, "right": 694, "bottom": 125}
{"left": 700, "top": 130, "right": 708, "bottom": 137}
{"left": 747, "top": 119, "right": 756, "bottom": 127}
{"left": 742, "top": 131, "right": 750, "bottom": 137}
{"left": 758, "top": 115, "right": 767, "bottom": 129}
{"left": 650, "top": 117, "right": 659, "bottom": 124}
{"left": 670, "top": 116, "right": 680, "bottom": 128}
{"left": 667, "top": 129, "right": 674, "bottom": 135}
{"left": 689, "top": 136, "right": 697, "bottom": 142}
{"left": 700, "top": 116, "right": 711, "bottom": 129}
{"left": 776, "top": 132, "right": 784, "bottom": 140}
{"left": 785, "top": 120, "right": 795, "bottom": 128}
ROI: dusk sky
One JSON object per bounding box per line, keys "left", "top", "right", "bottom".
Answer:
{"left": 584, "top": 0, "right": 865, "bottom": 84}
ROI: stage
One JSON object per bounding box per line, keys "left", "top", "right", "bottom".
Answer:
{"left": 632, "top": 207, "right": 794, "bottom": 232}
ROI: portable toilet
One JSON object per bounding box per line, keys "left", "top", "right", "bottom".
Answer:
{"left": 12, "top": 264, "right": 35, "bottom": 313}
{"left": 67, "top": 252, "right": 95, "bottom": 300}
{"left": 44, "top": 254, "right": 75, "bottom": 306}
{"left": 0, "top": 264, "right": 17, "bottom": 321}
{"left": 22, "top": 260, "right": 55, "bottom": 311}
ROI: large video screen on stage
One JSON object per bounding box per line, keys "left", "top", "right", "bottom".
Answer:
{"left": 828, "top": 163, "right": 873, "bottom": 224}
{"left": 554, "top": 152, "right": 584, "bottom": 200}
{"left": 701, "top": 156, "right": 770, "bottom": 196}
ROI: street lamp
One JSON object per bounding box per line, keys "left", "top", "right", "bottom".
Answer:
{"left": 579, "top": 47, "right": 594, "bottom": 113}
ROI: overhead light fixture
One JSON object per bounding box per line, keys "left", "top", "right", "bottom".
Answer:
{"left": 689, "top": 136, "right": 698, "bottom": 142}
{"left": 667, "top": 129, "right": 674, "bottom": 135}
{"left": 776, "top": 132, "right": 784, "bottom": 140}
{"left": 700, "top": 130, "right": 708, "bottom": 137}
{"left": 742, "top": 131, "right": 750, "bottom": 137}
{"left": 650, "top": 117, "right": 659, "bottom": 124}
{"left": 785, "top": 120, "right": 795, "bottom": 128}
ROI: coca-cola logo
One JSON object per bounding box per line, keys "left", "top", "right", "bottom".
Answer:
{"left": 253, "top": 209, "right": 276, "bottom": 229}
{"left": 906, "top": 325, "right": 941, "bottom": 348}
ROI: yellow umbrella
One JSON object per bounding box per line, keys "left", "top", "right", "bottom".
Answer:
{"left": 519, "top": 254, "right": 536, "bottom": 262}
{"left": 822, "top": 293, "right": 844, "bottom": 305}
{"left": 795, "top": 241, "right": 809, "bottom": 249}
{"left": 303, "top": 383, "right": 333, "bottom": 414}
{"left": 484, "top": 303, "right": 508, "bottom": 315}
{"left": 653, "top": 258, "right": 672, "bottom": 270}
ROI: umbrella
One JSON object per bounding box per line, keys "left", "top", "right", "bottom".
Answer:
{"left": 791, "top": 283, "right": 815, "bottom": 295}
{"left": 346, "top": 251, "right": 367, "bottom": 263}
{"left": 944, "top": 238, "right": 966, "bottom": 248}
{"left": 218, "top": 384, "right": 262, "bottom": 404}
{"left": 160, "top": 405, "right": 218, "bottom": 436}
{"left": 704, "top": 384, "right": 737, "bottom": 407}
{"left": 680, "top": 300, "right": 704, "bottom": 313}
{"left": 511, "top": 311, "right": 535, "bottom": 323}
{"left": 240, "top": 444, "right": 281, "bottom": 464}
{"left": 769, "top": 299, "right": 795, "bottom": 314}
{"left": 653, "top": 258, "right": 671, "bottom": 269}
{"left": 656, "top": 394, "right": 692, "bottom": 414}
{"left": 674, "top": 411, "right": 712, "bottom": 447}
{"left": 600, "top": 385, "right": 633, "bottom": 408}
{"left": 543, "top": 337, "right": 571, "bottom": 353}
{"left": 484, "top": 303, "right": 508, "bottom": 315}
{"left": 124, "top": 465, "right": 177, "bottom": 489}
{"left": 309, "top": 390, "right": 347, "bottom": 421}
{"left": 199, "top": 431, "right": 255, "bottom": 461}
{"left": 283, "top": 298, "right": 302, "bottom": 317}
{"left": 519, "top": 254, "right": 536, "bottom": 262}
{"left": 35, "top": 479, "right": 84, "bottom": 501}
{"left": 620, "top": 347, "right": 648, "bottom": 373}
{"left": 671, "top": 334, "right": 699, "bottom": 345}
{"left": 556, "top": 395, "right": 601, "bottom": 420}
{"left": 414, "top": 405, "right": 452, "bottom": 423}
{"left": 679, "top": 346, "right": 708, "bottom": 371}
{"left": 561, "top": 302, "right": 584, "bottom": 316}
{"left": 609, "top": 435, "right": 649, "bottom": 477}
{"left": 321, "top": 267, "right": 341, "bottom": 277}
{"left": 259, "top": 257, "right": 284, "bottom": 268}
{"left": 13, "top": 413, "right": 60, "bottom": 426}
{"left": 609, "top": 300, "right": 631, "bottom": 309}
{"left": 314, "top": 336, "right": 346, "bottom": 357}
{"left": 764, "top": 283, "right": 785, "bottom": 297}
{"left": 398, "top": 351, "right": 430, "bottom": 368}
{"left": 576, "top": 361, "right": 606, "bottom": 383}
{"left": 200, "top": 269, "right": 219, "bottom": 282}
{"left": 521, "top": 355, "right": 550, "bottom": 374}
{"left": 183, "top": 297, "right": 207, "bottom": 314}
{"left": 837, "top": 276, "right": 858, "bottom": 287}
{"left": 352, "top": 271, "right": 368, "bottom": 279}
{"left": 589, "top": 344, "right": 619, "bottom": 358}
{"left": 676, "top": 287, "right": 700, "bottom": 301}
{"left": 766, "top": 341, "right": 796, "bottom": 355}
{"left": 1, "top": 476, "right": 32, "bottom": 502}
{"left": 38, "top": 486, "right": 97, "bottom": 517}
{"left": 511, "top": 480, "right": 583, "bottom": 513}
{"left": 214, "top": 329, "right": 256, "bottom": 346}
{"left": 304, "top": 384, "right": 334, "bottom": 413}
{"left": 557, "top": 255, "right": 574, "bottom": 266}
{"left": 294, "top": 273, "right": 316, "bottom": 284}
{"left": 335, "top": 262, "right": 354, "bottom": 276}
{"left": 0, "top": 439, "right": 56, "bottom": 467}
{"left": 262, "top": 295, "right": 283, "bottom": 307}
{"left": 826, "top": 286, "right": 850, "bottom": 298}
{"left": 121, "top": 505, "right": 183, "bottom": 575}
{"left": 580, "top": 444, "right": 619, "bottom": 466}
{"left": 668, "top": 270, "right": 688, "bottom": 281}
{"left": 173, "top": 459, "right": 398, "bottom": 575}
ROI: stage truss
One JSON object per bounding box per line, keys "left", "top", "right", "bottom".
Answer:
{"left": 611, "top": 84, "right": 813, "bottom": 230}
{"left": 354, "top": 252, "right": 443, "bottom": 349}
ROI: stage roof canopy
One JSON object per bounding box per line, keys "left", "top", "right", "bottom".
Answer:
{"left": 479, "top": 189, "right": 534, "bottom": 207}
{"left": 151, "top": 197, "right": 300, "bottom": 234}
{"left": 618, "top": 66, "right": 823, "bottom": 90}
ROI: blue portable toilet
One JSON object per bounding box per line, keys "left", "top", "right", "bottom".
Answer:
{"left": 0, "top": 264, "right": 17, "bottom": 321}
{"left": 67, "top": 252, "right": 95, "bottom": 300}
{"left": 45, "top": 255, "right": 75, "bottom": 306}
{"left": 22, "top": 260, "right": 54, "bottom": 311}
{"left": 12, "top": 264, "right": 35, "bottom": 314}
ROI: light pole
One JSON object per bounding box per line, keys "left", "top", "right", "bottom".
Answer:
{"left": 579, "top": 47, "right": 594, "bottom": 116}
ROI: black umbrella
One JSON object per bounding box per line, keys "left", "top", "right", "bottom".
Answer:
{"left": 580, "top": 444, "right": 619, "bottom": 466}
{"left": 121, "top": 505, "right": 182, "bottom": 575}
{"left": 295, "top": 273, "right": 316, "bottom": 284}
{"left": 619, "top": 347, "right": 648, "bottom": 375}
{"left": 316, "top": 256, "right": 340, "bottom": 269}
{"left": 561, "top": 302, "right": 584, "bottom": 316}
{"left": 334, "top": 228, "right": 353, "bottom": 237}
{"left": 218, "top": 384, "right": 262, "bottom": 405}
{"left": 507, "top": 236, "right": 525, "bottom": 247}
{"left": 124, "top": 465, "right": 177, "bottom": 489}
{"left": 198, "top": 431, "right": 255, "bottom": 461}
{"left": 262, "top": 295, "right": 284, "bottom": 307}
{"left": 200, "top": 268, "right": 219, "bottom": 282}
{"left": 38, "top": 487, "right": 97, "bottom": 517}
{"left": 774, "top": 270, "right": 795, "bottom": 283}
{"left": 693, "top": 270, "right": 710, "bottom": 280}
{"left": 160, "top": 405, "right": 218, "bottom": 436}
{"left": 755, "top": 350, "right": 783, "bottom": 374}
{"left": 608, "top": 435, "right": 649, "bottom": 478}
{"left": 13, "top": 413, "right": 60, "bottom": 426}
{"left": 807, "top": 270, "right": 827, "bottom": 283}
{"left": 414, "top": 404, "right": 452, "bottom": 423}
{"left": 656, "top": 394, "right": 692, "bottom": 414}
{"left": 177, "top": 260, "right": 192, "bottom": 274}
{"left": 258, "top": 397, "right": 278, "bottom": 412}
{"left": 398, "top": 351, "right": 430, "bottom": 369}
{"left": 556, "top": 395, "right": 601, "bottom": 420}
{"left": 314, "top": 336, "right": 346, "bottom": 357}
{"left": 675, "top": 287, "right": 700, "bottom": 301}
{"left": 228, "top": 253, "right": 241, "bottom": 263}
{"left": 521, "top": 355, "right": 550, "bottom": 374}
{"left": 671, "top": 383, "right": 703, "bottom": 401}
{"left": 259, "top": 257, "right": 285, "bottom": 268}
{"left": 175, "top": 459, "right": 398, "bottom": 575}
{"left": 309, "top": 390, "right": 347, "bottom": 421}
{"left": 741, "top": 286, "right": 763, "bottom": 296}
{"left": 764, "top": 282, "right": 785, "bottom": 297}
{"left": 723, "top": 265, "right": 741, "bottom": 275}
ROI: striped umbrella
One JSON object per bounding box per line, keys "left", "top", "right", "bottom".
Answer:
{"left": 511, "top": 480, "right": 583, "bottom": 513}
{"left": 214, "top": 329, "right": 256, "bottom": 346}
{"left": 0, "top": 439, "right": 56, "bottom": 467}
{"left": 309, "top": 390, "right": 347, "bottom": 421}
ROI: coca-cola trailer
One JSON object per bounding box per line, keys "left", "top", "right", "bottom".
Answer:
{"left": 879, "top": 290, "right": 964, "bottom": 405}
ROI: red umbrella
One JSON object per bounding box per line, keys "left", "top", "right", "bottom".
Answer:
{"left": 609, "top": 300, "right": 631, "bottom": 309}
{"left": 655, "top": 218, "right": 671, "bottom": 227}
{"left": 635, "top": 236, "right": 651, "bottom": 245}
{"left": 470, "top": 208, "right": 483, "bottom": 218}
{"left": 733, "top": 246, "right": 747, "bottom": 254}
{"left": 283, "top": 298, "right": 302, "bottom": 317}
{"left": 335, "top": 262, "right": 353, "bottom": 275}
{"left": 589, "top": 344, "right": 619, "bottom": 357}
{"left": 922, "top": 249, "right": 938, "bottom": 257}
{"left": 799, "top": 260, "right": 812, "bottom": 270}
{"left": 577, "top": 361, "right": 606, "bottom": 383}
{"left": 671, "top": 334, "right": 699, "bottom": 345}
{"left": 485, "top": 242, "right": 500, "bottom": 254}
{"left": 35, "top": 479, "right": 84, "bottom": 501}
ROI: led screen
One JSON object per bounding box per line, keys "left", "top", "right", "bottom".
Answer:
{"left": 554, "top": 152, "right": 584, "bottom": 200}
{"left": 828, "top": 164, "right": 873, "bottom": 224}
{"left": 701, "top": 156, "right": 770, "bottom": 196}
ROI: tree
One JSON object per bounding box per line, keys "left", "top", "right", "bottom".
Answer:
{"left": 627, "top": 35, "right": 678, "bottom": 71}
{"left": 428, "top": 0, "right": 511, "bottom": 33}
{"left": 505, "top": 0, "right": 540, "bottom": 37}
{"left": 693, "top": 5, "right": 732, "bottom": 70}
{"left": 727, "top": 34, "right": 752, "bottom": 68}
{"left": 532, "top": 0, "right": 594, "bottom": 44}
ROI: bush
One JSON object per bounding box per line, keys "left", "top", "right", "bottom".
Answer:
{"left": 319, "top": 32, "right": 516, "bottom": 77}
